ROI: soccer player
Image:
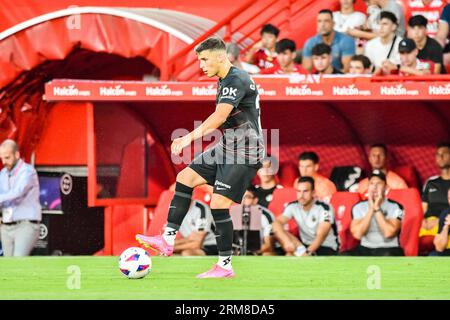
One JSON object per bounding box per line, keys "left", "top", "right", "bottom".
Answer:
{"left": 136, "top": 37, "right": 265, "bottom": 278}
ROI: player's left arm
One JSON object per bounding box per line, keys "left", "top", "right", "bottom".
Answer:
{"left": 374, "top": 210, "right": 402, "bottom": 239}
{"left": 306, "top": 221, "right": 332, "bottom": 254}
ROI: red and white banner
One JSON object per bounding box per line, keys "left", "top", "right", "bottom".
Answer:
{"left": 45, "top": 79, "right": 450, "bottom": 101}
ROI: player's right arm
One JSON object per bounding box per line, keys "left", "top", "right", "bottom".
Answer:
{"left": 350, "top": 203, "right": 375, "bottom": 240}
{"left": 272, "top": 215, "right": 292, "bottom": 248}
{"left": 171, "top": 103, "right": 234, "bottom": 155}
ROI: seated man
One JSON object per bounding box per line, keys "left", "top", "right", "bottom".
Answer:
{"left": 260, "top": 39, "right": 308, "bottom": 75}
{"left": 302, "top": 9, "right": 355, "bottom": 72}
{"left": 350, "top": 170, "right": 404, "bottom": 256}
{"left": 407, "top": 15, "right": 443, "bottom": 74}
{"left": 432, "top": 189, "right": 450, "bottom": 256}
{"left": 348, "top": 54, "right": 373, "bottom": 74}
{"left": 420, "top": 142, "right": 450, "bottom": 254}
{"left": 312, "top": 43, "right": 345, "bottom": 75}
{"left": 293, "top": 151, "right": 337, "bottom": 203}
{"left": 357, "top": 144, "right": 408, "bottom": 195}
{"left": 333, "top": 0, "right": 367, "bottom": 34}
{"left": 254, "top": 156, "right": 283, "bottom": 208}
{"left": 245, "top": 24, "right": 280, "bottom": 70}
{"left": 273, "top": 176, "right": 339, "bottom": 256}
{"left": 381, "top": 38, "right": 434, "bottom": 75}
{"left": 173, "top": 200, "right": 217, "bottom": 256}
{"left": 240, "top": 187, "right": 276, "bottom": 255}
{"left": 226, "top": 42, "right": 260, "bottom": 74}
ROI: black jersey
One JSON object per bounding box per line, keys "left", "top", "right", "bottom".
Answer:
{"left": 422, "top": 176, "right": 450, "bottom": 218}
{"left": 215, "top": 66, "right": 265, "bottom": 168}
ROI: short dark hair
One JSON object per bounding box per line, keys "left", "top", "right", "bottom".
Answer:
{"left": 298, "top": 176, "right": 315, "bottom": 190}
{"left": 379, "top": 11, "right": 398, "bottom": 25}
{"left": 408, "top": 14, "right": 428, "bottom": 28}
{"left": 318, "top": 9, "right": 333, "bottom": 18}
{"left": 370, "top": 143, "right": 388, "bottom": 154}
{"left": 351, "top": 54, "right": 372, "bottom": 69}
{"left": 299, "top": 151, "right": 320, "bottom": 164}
{"left": 311, "top": 43, "right": 331, "bottom": 56}
{"left": 195, "top": 37, "right": 226, "bottom": 54}
{"left": 260, "top": 24, "right": 280, "bottom": 37}
{"left": 275, "top": 38, "right": 296, "bottom": 54}
{"left": 437, "top": 142, "right": 450, "bottom": 149}
{"left": 246, "top": 185, "right": 258, "bottom": 196}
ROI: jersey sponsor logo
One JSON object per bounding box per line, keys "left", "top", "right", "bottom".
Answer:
{"left": 99, "top": 85, "right": 137, "bottom": 97}
{"left": 429, "top": 187, "right": 438, "bottom": 192}
{"left": 53, "top": 85, "right": 91, "bottom": 97}
{"left": 222, "top": 87, "right": 237, "bottom": 97}
{"left": 380, "top": 84, "right": 419, "bottom": 96}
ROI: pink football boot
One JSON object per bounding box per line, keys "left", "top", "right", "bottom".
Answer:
{"left": 196, "top": 264, "right": 235, "bottom": 279}
{"left": 135, "top": 234, "right": 173, "bottom": 257}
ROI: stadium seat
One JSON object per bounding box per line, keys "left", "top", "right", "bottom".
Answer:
{"left": 278, "top": 162, "right": 299, "bottom": 187}
{"left": 268, "top": 187, "right": 298, "bottom": 236}
{"left": 330, "top": 192, "right": 361, "bottom": 253}
{"left": 147, "top": 190, "right": 174, "bottom": 236}
{"left": 392, "top": 165, "right": 420, "bottom": 190}
{"left": 387, "top": 188, "right": 424, "bottom": 256}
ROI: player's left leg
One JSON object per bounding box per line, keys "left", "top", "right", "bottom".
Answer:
{"left": 196, "top": 193, "right": 235, "bottom": 278}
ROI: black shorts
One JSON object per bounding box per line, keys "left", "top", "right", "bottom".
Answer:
{"left": 188, "top": 147, "right": 259, "bottom": 203}
{"left": 351, "top": 245, "right": 404, "bottom": 257}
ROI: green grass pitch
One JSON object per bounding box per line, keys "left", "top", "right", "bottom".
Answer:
{"left": 0, "top": 256, "right": 449, "bottom": 300}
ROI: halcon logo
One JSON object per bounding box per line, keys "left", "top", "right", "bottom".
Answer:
{"left": 222, "top": 87, "right": 237, "bottom": 97}
{"left": 285, "top": 85, "right": 323, "bottom": 96}
{"left": 146, "top": 85, "right": 183, "bottom": 96}
{"left": 428, "top": 84, "right": 450, "bottom": 95}
{"left": 380, "top": 84, "right": 419, "bottom": 96}
{"left": 256, "top": 84, "right": 276, "bottom": 96}
{"left": 53, "top": 85, "right": 91, "bottom": 97}
{"left": 99, "top": 85, "right": 137, "bottom": 97}
{"left": 192, "top": 85, "right": 217, "bottom": 96}
{"left": 333, "top": 84, "right": 371, "bottom": 96}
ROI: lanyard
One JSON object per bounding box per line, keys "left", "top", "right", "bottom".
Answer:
{"left": 8, "top": 160, "right": 24, "bottom": 190}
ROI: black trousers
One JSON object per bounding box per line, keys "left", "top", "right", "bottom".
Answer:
{"left": 349, "top": 245, "right": 404, "bottom": 256}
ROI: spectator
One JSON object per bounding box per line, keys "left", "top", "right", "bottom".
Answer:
{"left": 293, "top": 151, "right": 337, "bottom": 203}
{"left": 245, "top": 24, "right": 280, "bottom": 70}
{"left": 174, "top": 200, "right": 217, "bottom": 256}
{"left": 357, "top": 144, "right": 408, "bottom": 195}
{"left": 333, "top": 0, "right": 367, "bottom": 34}
{"left": 420, "top": 142, "right": 450, "bottom": 254}
{"left": 260, "top": 39, "right": 308, "bottom": 74}
{"left": 0, "top": 139, "right": 41, "bottom": 257}
{"left": 254, "top": 156, "right": 283, "bottom": 208}
{"left": 404, "top": 0, "right": 447, "bottom": 38}
{"left": 432, "top": 188, "right": 450, "bottom": 256}
{"left": 435, "top": 4, "right": 450, "bottom": 68}
{"left": 302, "top": 9, "right": 356, "bottom": 73}
{"left": 311, "top": 43, "right": 345, "bottom": 75}
{"left": 241, "top": 187, "right": 276, "bottom": 255}
{"left": 350, "top": 170, "right": 404, "bottom": 256}
{"left": 364, "top": 11, "right": 403, "bottom": 73}
{"left": 348, "top": 54, "right": 373, "bottom": 74}
{"left": 272, "top": 176, "right": 339, "bottom": 256}
{"left": 381, "top": 38, "right": 434, "bottom": 75}
{"left": 226, "top": 43, "right": 260, "bottom": 75}
{"left": 408, "top": 15, "right": 444, "bottom": 74}
{"left": 348, "top": 0, "right": 406, "bottom": 39}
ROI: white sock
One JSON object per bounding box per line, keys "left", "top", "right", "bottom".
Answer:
{"left": 217, "top": 255, "right": 232, "bottom": 270}
{"left": 162, "top": 227, "right": 177, "bottom": 246}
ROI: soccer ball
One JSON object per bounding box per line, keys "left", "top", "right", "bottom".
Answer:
{"left": 119, "top": 247, "right": 152, "bottom": 279}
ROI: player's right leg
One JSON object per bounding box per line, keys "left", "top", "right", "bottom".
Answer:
{"left": 136, "top": 167, "right": 207, "bottom": 256}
